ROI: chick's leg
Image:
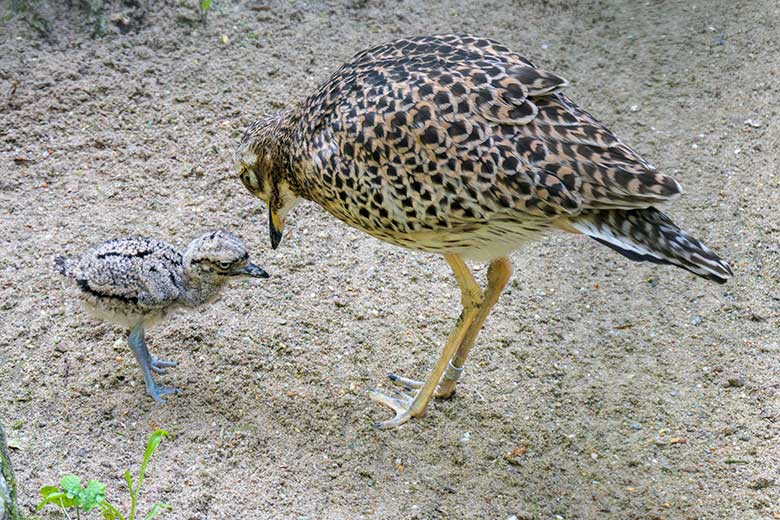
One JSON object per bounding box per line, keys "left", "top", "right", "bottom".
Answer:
{"left": 128, "top": 325, "right": 179, "bottom": 403}
{"left": 368, "top": 254, "right": 483, "bottom": 428}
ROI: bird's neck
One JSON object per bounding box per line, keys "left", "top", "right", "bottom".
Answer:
{"left": 179, "top": 273, "right": 226, "bottom": 307}
{"left": 266, "top": 106, "right": 318, "bottom": 202}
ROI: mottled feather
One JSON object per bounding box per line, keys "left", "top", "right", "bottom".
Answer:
{"left": 237, "top": 34, "right": 729, "bottom": 277}
{"left": 284, "top": 35, "right": 681, "bottom": 244}
{"left": 57, "top": 231, "right": 266, "bottom": 328}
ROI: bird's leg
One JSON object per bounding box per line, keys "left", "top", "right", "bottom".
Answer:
{"left": 387, "top": 257, "right": 512, "bottom": 398}
{"left": 369, "top": 254, "right": 483, "bottom": 428}
{"left": 127, "top": 325, "right": 179, "bottom": 403}
{"left": 435, "top": 256, "right": 512, "bottom": 398}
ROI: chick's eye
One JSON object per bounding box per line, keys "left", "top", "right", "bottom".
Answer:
{"left": 219, "top": 261, "right": 232, "bottom": 270}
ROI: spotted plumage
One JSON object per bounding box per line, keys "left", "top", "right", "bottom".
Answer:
{"left": 56, "top": 230, "right": 269, "bottom": 402}
{"left": 235, "top": 34, "right": 732, "bottom": 427}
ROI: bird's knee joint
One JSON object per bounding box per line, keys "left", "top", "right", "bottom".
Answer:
{"left": 487, "top": 260, "right": 512, "bottom": 287}
{"left": 461, "top": 287, "right": 483, "bottom": 311}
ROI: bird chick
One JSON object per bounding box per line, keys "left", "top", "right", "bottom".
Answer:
{"left": 55, "top": 230, "right": 268, "bottom": 402}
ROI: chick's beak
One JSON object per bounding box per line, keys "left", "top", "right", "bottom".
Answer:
{"left": 238, "top": 263, "right": 269, "bottom": 278}
{"left": 269, "top": 209, "right": 284, "bottom": 250}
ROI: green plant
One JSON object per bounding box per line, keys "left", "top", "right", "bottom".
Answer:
{"left": 198, "top": 0, "right": 212, "bottom": 25}
{"left": 1, "top": 421, "right": 23, "bottom": 520}
{"left": 37, "top": 430, "right": 171, "bottom": 520}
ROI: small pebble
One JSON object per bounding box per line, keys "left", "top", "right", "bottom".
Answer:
{"left": 725, "top": 376, "right": 745, "bottom": 388}
{"left": 630, "top": 422, "right": 642, "bottom": 430}
{"left": 748, "top": 477, "right": 774, "bottom": 490}
{"left": 184, "top": 166, "right": 205, "bottom": 178}
{"left": 691, "top": 315, "right": 702, "bottom": 326}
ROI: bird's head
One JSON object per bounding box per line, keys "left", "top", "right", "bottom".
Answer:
{"left": 235, "top": 111, "right": 300, "bottom": 250}
{"left": 183, "top": 230, "right": 269, "bottom": 281}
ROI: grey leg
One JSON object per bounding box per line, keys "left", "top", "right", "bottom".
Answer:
{"left": 128, "top": 325, "right": 179, "bottom": 403}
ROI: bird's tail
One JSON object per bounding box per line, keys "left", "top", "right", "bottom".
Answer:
{"left": 568, "top": 207, "right": 733, "bottom": 284}
{"left": 54, "top": 255, "right": 73, "bottom": 277}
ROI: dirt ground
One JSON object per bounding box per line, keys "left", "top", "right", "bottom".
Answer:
{"left": 1, "top": 0, "right": 779, "bottom": 518}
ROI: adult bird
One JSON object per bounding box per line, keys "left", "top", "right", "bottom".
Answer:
{"left": 234, "top": 34, "right": 732, "bottom": 428}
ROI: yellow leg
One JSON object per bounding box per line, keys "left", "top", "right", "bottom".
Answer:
{"left": 387, "top": 256, "right": 513, "bottom": 399}
{"left": 368, "top": 254, "right": 483, "bottom": 428}
{"left": 436, "top": 256, "right": 513, "bottom": 397}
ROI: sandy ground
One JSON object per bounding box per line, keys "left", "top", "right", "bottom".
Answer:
{"left": 1, "top": 0, "right": 779, "bottom": 518}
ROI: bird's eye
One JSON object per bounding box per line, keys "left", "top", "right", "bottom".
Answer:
{"left": 237, "top": 163, "right": 264, "bottom": 197}
{"left": 218, "top": 261, "right": 232, "bottom": 270}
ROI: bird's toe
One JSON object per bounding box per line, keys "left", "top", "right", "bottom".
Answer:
{"left": 147, "top": 385, "right": 180, "bottom": 403}
{"left": 386, "top": 372, "right": 455, "bottom": 398}
{"left": 368, "top": 388, "right": 415, "bottom": 429}
{"left": 387, "top": 373, "right": 424, "bottom": 391}
{"left": 151, "top": 357, "right": 178, "bottom": 369}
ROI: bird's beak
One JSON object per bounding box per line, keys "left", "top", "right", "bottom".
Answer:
{"left": 237, "top": 263, "right": 269, "bottom": 278}
{"left": 269, "top": 209, "right": 284, "bottom": 250}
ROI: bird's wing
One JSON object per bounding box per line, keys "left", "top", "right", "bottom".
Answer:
{"left": 302, "top": 34, "right": 680, "bottom": 227}
{"left": 75, "top": 238, "right": 183, "bottom": 311}
{"left": 521, "top": 93, "right": 682, "bottom": 210}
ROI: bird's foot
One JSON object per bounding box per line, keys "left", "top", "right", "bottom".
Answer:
{"left": 368, "top": 362, "right": 466, "bottom": 428}
{"left": 386, "top": 363, "right": 462, "bottom": 399}
{"left": 368, "top": 365, "right": 462, "bottom": 428}
{"left": 146, "top": 384, "right": 180, "bottom": 403}
{"left": 150, "top": 357, "right": 178, "bottom": 375}
{"left": 367, "top": 387, "right": 417, "bottom": 429}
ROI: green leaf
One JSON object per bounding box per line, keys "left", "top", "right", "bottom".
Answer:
{"left": 60, "top": 475, "right": 82, "bottom": 498}
{"left": 138, "top": 430, "right": 168, "bottom": 489}
{"left": 199, "top": 0, "right": 212, "bottom": 11}
{"left": 130, "top": 430, "right": 168, "bottom": 520}
{"left": 101, "top": 500, "right": 126, "bottom": 520}
{"left": 39, "top": 485, "right": 60, "bottom": 498}
{"left": 142, "top": 430, "right": 169, "bottom": 468}
{"left": 81, "top": 480, "right": 107, "bottom": 512}
{"left": 143, "top": 503, "right": 172, "bottom": 520}
{"left": 36, "top": 491, "right": 75, "bottom": 511}
{"left": 125, "top": 469, "right": 134, "bottom": 494}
